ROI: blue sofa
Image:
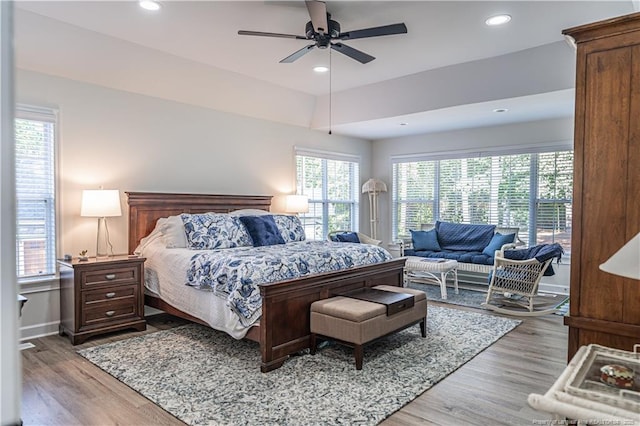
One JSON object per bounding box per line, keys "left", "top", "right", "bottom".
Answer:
{"left": 402, "top": 221, "right": 521, "bottom": 273}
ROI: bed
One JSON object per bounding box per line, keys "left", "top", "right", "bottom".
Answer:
{"left": 127, "top": 191, "right": 406, "bottom": 372}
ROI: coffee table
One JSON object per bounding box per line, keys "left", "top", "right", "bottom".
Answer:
{"left": 404, "top": 257, "right": 459, "bottom": 299}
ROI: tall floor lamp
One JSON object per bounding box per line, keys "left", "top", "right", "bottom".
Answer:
{"left": 362, "top": 178, "right": 387, "bottom": 240}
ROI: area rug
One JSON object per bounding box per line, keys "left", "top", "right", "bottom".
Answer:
{"left": 409, "top": 282, "right": 569, "bottom": 315}
{"left": 78, "top": 306, "right": 520, "bottom": 426}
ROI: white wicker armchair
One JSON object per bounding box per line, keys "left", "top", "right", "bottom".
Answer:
{"left": 327, "top": 231, "right": 382, "bottom": 246}
{"left": 482, "top": 248, "right": 555, "bottom": 316}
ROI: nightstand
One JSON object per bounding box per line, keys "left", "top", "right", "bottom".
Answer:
{"left": 58, "top": 255, "right": 146, "bottom": 345}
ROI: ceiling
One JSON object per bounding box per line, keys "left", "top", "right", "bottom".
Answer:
{"left": 14, "top": 1, "right": 637, "bottom": 140}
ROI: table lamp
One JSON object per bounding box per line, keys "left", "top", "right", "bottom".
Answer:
{"left": 284, "top": 195, "right": 309, "bottom": 215}
{"left": 81, "top": 189, "right": 122, "bottom": 258}
{"left": 599, "top": 232, "right": 640, "bottom": 280}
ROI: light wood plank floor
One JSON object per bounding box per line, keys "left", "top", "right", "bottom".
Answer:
{"left": 21, "top": 302, "right": 567, "bottom": 426}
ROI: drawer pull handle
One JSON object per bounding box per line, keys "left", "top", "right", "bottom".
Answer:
{"left": 105, "top": 274, "right": 116, "bottom": 280}
{"left": 105, "top": 292, "right": 116, "bottom": 298}
{"left": 105, "top": 310, "right": 115, "bottom": 317}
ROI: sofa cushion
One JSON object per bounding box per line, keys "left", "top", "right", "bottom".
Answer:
{"left": 410, "top": 229, "right": 441, "bottom": 251}
{"left": 435, "top": 221, "right": 496, "bottom": 252}
{"left": 482, "top": 232, "right": 516, "bottom": 256}
{"left": 404, "top": 249, "right": 494, "bottom": 266}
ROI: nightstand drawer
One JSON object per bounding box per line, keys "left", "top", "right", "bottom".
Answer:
{"left": 82, "top": 285, "right": 137, "bottom": 305}
{"left": 80, "top": 265, "right": 140, "bottom": 289}
{"left": 82, "top": 299, "right": 137, "bottom": 328}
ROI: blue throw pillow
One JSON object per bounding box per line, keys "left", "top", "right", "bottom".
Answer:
{"left": 410, "top": 229, "right": 441, "bottom": 251}
{"left": 238, "top": 215, "right": 285, "bottom": 247}
{"left": 335, "top": 232, "right": 360, "bottom": 243}
{"left": 482, "top": 233, "right": 516, "bottom": 256}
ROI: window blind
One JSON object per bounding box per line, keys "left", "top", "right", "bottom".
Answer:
{"left": 15, "top": 106, "right": 57, "bottom": 279}
{"left": 296, "top": 151, "right": 359, "bottom": 240}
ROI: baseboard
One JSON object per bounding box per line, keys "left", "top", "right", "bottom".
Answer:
{"left": 20, "top": 320, "right": 59, "bottom": 341}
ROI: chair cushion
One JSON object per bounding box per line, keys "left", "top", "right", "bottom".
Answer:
{"left": 335, "top": 232, "right": 360, "bottom": 243}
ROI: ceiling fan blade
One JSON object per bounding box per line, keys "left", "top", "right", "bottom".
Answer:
{"left": 238, "top": 30, "right": 307, "bottom": 40}
{"left": 339, "top": 23, "right": 408, "bottom": 40}
{"left": 331, "top": 42, "right": 375, "bottom": 64}
{"left": 305, "top": 1, "right": 328, "bottom": 34}
{"left": 280, "top": 44, "right": 316, "bottom": 63}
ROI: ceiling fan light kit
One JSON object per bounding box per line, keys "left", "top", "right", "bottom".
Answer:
{"left": 238, "top": 0, "right": 407, "bottom": 64}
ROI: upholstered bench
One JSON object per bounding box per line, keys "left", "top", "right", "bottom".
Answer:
{"left": 310, "top": 285, "right": 427, "bottom": 370}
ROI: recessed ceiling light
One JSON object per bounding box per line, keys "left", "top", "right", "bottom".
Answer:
{"left": 399, "top": 122, "right": 408, "bottom": 126}
{"left": 313, "top": 66, "right": 329, "bottom": 73}
{"left": 493, "top": 108, "right": 508, "bottom": 113}
{"left": 485, "top": 14, "right": 511, "bottom": 26}
{"left": 139, "top": 0, "right": 161, "bottom": 11}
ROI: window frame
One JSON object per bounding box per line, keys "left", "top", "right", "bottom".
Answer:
{"left": 391, "top": 143, "right": 573, "bottom": 257}
{"left": 15, "top": 104, "right": 59, "bottom": 281}
{"left": 295, "top": 147, "right": 360, "bottom": 240}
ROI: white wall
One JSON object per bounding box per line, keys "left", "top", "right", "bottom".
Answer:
{"left": 15, "top": 69, "right": 372, "bottom": 340}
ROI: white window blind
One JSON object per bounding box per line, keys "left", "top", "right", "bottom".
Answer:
{"left": 295, "top": 151, "right": 359, "bottom": 240}
{"left": 392, "top": 149, "right": 573, "bottom": 254}
{"left": 15, "top": 106, "right": 57, "bottom": 279}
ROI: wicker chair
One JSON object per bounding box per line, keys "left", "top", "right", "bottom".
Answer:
{"left": 482, "top": 248, "right": 556, "bottom": 316}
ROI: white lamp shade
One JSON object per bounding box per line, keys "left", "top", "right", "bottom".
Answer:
{"left": 362, "top": 178, "right": 387, "bottom": 194}
{"left": 599, "top": 232, "right": 640, "bottom": 280}
{"left": 81, "top": 189, "right": 122, "bottom": 217}
{"left": 284, "top": 195, "right": 309, "bottom": 214}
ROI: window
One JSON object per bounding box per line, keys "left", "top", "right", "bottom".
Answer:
{"left": 15, "top": 106, "right": 57, "bottom": 279}
{"left": 392, "top": 149, "right": 573, "bottom": 255}
{"left": 295, "top": 149, "right": 360, "bottom": 240}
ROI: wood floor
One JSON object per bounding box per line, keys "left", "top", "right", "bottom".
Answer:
{"left": 21, "top": 302, "right": 567, "bottom": 426}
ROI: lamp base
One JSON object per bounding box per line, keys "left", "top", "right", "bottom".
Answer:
{"left": 96, "top": 217, "right": 113, "bottom": 258}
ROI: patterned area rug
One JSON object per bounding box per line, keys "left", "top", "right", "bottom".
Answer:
{"left": 79, "top": 306, "right": 520, "bottom": 426}
{"left": 410, "top": 282, "right": 569, "bottom": 315}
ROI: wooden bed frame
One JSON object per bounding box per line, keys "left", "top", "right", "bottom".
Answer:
{"left": 127, "top": 191, "right": 406, "bottom": 372}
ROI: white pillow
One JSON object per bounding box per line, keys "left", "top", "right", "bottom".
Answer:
{"left": 229, "top": 209, "right": 271, "bottom": 216}
{"left": 160, "top": 215, "right": 188, "bottom": 248}
{"left": 135, "top": 218, "right": 166, "bottom": 254}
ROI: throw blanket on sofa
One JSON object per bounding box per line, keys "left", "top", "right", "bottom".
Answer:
{"left": 503, "top": 243, "right": 564, "bottom": 276}
{"left": 186, "top": 241, "right": 392, "bottom": 326}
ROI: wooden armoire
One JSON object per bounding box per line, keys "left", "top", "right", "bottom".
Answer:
{"left": 563, "top": 13, "right": 640, "bottom": 360}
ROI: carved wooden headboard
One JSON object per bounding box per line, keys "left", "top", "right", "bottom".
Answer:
{"left": 126, "top": 192, "right": 272, "bottom": 253}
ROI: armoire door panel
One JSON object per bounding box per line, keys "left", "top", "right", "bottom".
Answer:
{"left": 579, "top": 47, "right": 631, "bottom": 321}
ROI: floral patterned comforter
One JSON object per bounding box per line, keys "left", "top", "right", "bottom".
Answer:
{"left": 186, "top": 240, "right": 392, "bottom": 327}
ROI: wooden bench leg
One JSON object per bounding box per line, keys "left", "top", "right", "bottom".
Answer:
{"left": 310, "top": 333, "right": 317, "bottom": 355}
{"left": 420, "top": 317, "right": 427, "bottom": 337}
{"left": 354, "top": 344, "right": 363, "bottom": 370}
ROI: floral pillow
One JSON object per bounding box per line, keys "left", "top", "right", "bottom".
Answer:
{"left": 180, "top": 213, "right": 252, "bottom": 250}
{"left": 272, "top": 215, "right": 306, "bottom": 243}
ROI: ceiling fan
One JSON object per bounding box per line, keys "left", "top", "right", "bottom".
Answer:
{"left": 238, "top": 0, "right": 407, "bottom": 64}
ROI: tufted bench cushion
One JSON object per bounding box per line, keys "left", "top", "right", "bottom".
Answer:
{"left": 310, "top": 285, "right": 427, "bottom": 370}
